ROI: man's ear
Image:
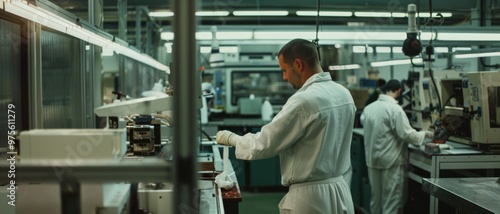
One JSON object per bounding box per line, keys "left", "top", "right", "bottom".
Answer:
{"left": 294, "top": 58, "right": 303, "bottom": 71}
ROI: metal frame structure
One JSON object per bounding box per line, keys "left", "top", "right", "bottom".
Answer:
{"left": 409, "top": 146, "right": 500, "bottom": 214}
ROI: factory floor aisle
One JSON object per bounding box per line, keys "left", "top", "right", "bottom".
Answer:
{"left": 239, "top": 191, "right": 286, "bottom": 214}
{"left": 237, "top": 190, "right": 367, "bottom": 214}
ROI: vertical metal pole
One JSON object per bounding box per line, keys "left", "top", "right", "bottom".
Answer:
{"left": 146, "top": 18, "right": 152, "bottom": 56}
{"left": 118, "top": 1, "right": 127, "bottom": 96}
{"left": 172, "top": 0, "right": 199, "bottom": 213}
{"left": 135, "top": 7, "right": 142, "bottom": 52}
{"left": 390, "top": 46, "right": 394, "bottom": 79}
{"left": 118, "top": 0, "right": 128, "bottom": 41}
{"left": 29, "top": 23, "right": 43, "bottom": 128}
{"left": 89, "top": 0, "right": 103, "bottom": 128}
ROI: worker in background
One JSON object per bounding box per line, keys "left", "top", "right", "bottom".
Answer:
{"left": 216, "top": 38, "right": 355, "bottom": 213}
{"left": 364, "top": 78, "right": 386, "bottom": 106}
{"left": 360, "top": 79, "right": 433, "bottom": 214}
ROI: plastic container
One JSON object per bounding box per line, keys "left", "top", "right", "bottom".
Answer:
{"left": 261, "top": 97, "right": 273, "bottom": 121}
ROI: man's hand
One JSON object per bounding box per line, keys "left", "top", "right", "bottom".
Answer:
{"left": 216, "top": 130, "right": 240, "bottom": 146}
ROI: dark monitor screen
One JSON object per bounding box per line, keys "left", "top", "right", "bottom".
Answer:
{"left": 230, "top": 70, "right": 295, "bottom": 106}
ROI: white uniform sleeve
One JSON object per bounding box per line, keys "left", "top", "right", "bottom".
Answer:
{"left": 392, "top": 107, "right": 425, "bottom": 146}
{"left": 235, "top": 98, "right": 306, "bottom": 160}
{"left": 360, "top": 110, "right": 366, "bottom": 126}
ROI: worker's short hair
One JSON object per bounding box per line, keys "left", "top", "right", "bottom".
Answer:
{"left": 381, "top": 79, "right": 401, "bottom": 93}
{"left": 278, "top": 39, "right": 319, "bottom": 68}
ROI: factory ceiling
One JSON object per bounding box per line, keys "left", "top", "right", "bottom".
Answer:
{"left": 45, "top": 0, "right": 500, "bottom": 46}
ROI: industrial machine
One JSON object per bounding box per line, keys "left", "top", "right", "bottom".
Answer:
{"left": 126, "top": 114, "right": 171, "bottom": 155}
{"left": 438, "top": 71, "right": 500, "bottom": 149}
{"left": 204, "top": 62, "right": 295, "bottom": 115}
{"left": 405, "top": 69, "right": 461, "bottom": 130}
{"left": 95, "top": 94, "right": 175, "bottom": 155}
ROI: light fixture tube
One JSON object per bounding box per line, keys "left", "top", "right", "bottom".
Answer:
{"left": 454, "top": 52, "right": 500, "bottom": 59}
{"left": 438, "top": 33, "right": 500, "bottom": 41}
{"left": 196, "top": 11, "right": 229, "bottom": 16}
{"left": 200, "top": 46, "right": 238, "bottom": 53}
{"left": 253, "top": 31, "right": 315, "bottom": 40}
{"left": 328, "top": 64, "right": 361, "bottom": 70}
{"left": 5, "top": 1, "right": 169, "bottom": 73}
{"left": 149, "top": 11, "right": 174, "bottom": 17}
{"left": 370, "top": 58, "right": 423, "bottom": 67}
{"left": 196, "top": 31, "right": 254, "bottom": 40}
{"left": 353, "top": 46, "right": 373, "bottom": 53}
{"left": 296, "top": 11, "right": 352, "bottom": 17}
{"left": 418, "top": 12, "right": 452, "bottom": 17}
{"left": 233, "top": 11, "right": 289, "bottom": 16}
{"left": 354, "top": 12, "right": 392, "bottom": 17}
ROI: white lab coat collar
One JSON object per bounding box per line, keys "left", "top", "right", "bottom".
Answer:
{"left": 378, "top": 94, "right": 398, "bottom": 104}
{"left": 298, "top": 72, "right": 332, "bottom": 92}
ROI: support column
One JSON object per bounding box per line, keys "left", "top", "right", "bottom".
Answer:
{"left": 172, "top": 0, "right": 199, "bottom": 213}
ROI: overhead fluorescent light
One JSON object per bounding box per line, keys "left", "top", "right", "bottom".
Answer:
{"left": 438, "top": 33, "right": 500, "bottom": 41}
{"left": 376, "top": 47, "right": 391, "bottom": 53}
{"left": 452, "top": 47, "right": 472, "bottom": 52}
{"left": 160, "top": 29, "right": 497, "bottom": 43}
{"left": 296, "top": 11, "right": 352, "bottom": 17}
{"left": 354, "top": 12, "right": 392, "bottom": 17}
{"left": 161, "top": 32, "right": 174, "bottom": 41}
{"left": 162, "top": 31, "right": 253, "bottom": 40}
{"left": 370, "top": 58, "right": 423, "bottom": 67}
{"left": 328, "top": 64, "right": 361, "bottom": 70}
{"left": 233, "top": 11, "right": 289, "bottom": 16}
{"left": 389, "top": 12, "right": 453, "bottom": 18}
{"left": 149, "top": 11, "right": 174, "bottom": 17}
{"left": 196, "top": 11, "right": 229, "bottom": 16}
{"left": 5, "top": 1, "right": 169, "bottom": 72}
{"left": 353, "top": 46, "right": 373, "bottom": 53}
{"left": 434, "top": 47, "right": 450, "bottom": 53}
{"left": 391, "top": 12, "right": 406, "bottom": 17}
{"left": 375, "top": 47, "right": 404, "bottom": 53}
{"left": 254, "top": 31, "right": 315, "bottom": 40}
{"left": 253, "top": 31, "right": 431, "bottom": 41}
{"left": 454, "top": 51, "right": 500, "bottom": 59}
{"left": 200, "top": 46, "right": 238, "bottom": 53}
{"left": 196, "top": 31, "right": 253, "bottom": 40}
{"left": 320, "top": 31, "right": 410, "bottom": 41}
{"left": 418, "top": 12, "right": 452, "bottom": 17}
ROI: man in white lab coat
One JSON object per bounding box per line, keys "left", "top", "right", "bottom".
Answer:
{"left": 216, "top": 38, "right": 356, "bottom": 214}
{"left": 360, "top": 79, "right": 433, "bottom": 214}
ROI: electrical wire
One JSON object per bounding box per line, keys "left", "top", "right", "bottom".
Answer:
{"left": 313, "top": 0, "right": 321, "bottom": 61}
{"left": 200, "top": 127, "right": 213, "bottom": 141}
{"left": 480, "top": 57, "right": 500, "bottom": 68}
{"left": 429, "top": 68, "right": 442, "bottom": 115}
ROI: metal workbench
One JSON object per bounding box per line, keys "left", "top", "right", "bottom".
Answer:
{"left": 351, "top": 128, "right": 500, "bottom": 214}
{"left": 408, "top": 143, "right": 500, "bottom": 213}
{"left": 422, "top": 177, "right": 500, "bottom": 214}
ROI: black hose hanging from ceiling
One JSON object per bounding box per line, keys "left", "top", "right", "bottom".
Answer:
{"left": 314, "top": 0, "right": 321, "bottom": 61}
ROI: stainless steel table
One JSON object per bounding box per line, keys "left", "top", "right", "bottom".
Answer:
{"left": 422, "top": 177, "right": 500, "bottom": 214}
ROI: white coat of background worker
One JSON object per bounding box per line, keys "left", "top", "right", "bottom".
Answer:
{"left": 360, "top": 79, "right": 433, "bottom": 214}
{"left": 216, "top": 38, "right": 356, "bottom": 213}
